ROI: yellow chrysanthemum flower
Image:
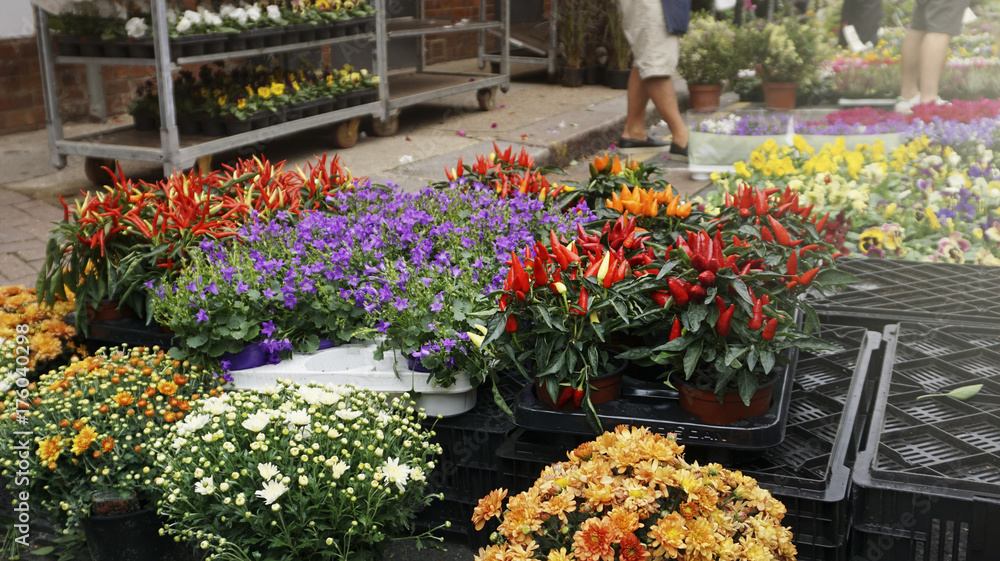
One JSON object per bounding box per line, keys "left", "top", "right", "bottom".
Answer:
{"left": 72, "top": 425, "right": 98, "bottom": 456}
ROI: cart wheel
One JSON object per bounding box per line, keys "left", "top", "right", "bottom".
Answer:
{"left": 371, "top": 115, "right": 399, "bottom": 137}
{"left": 84, "top": 157, "right": 116, "bottom": 185}
{"left": 333, "top": 118, "right": 361, "bottom": 149}
{"left": 477, "top": 87, "right": 497, "bottom": 111}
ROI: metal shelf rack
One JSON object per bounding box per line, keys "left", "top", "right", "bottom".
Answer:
{"left": 34, "top": 0, "right": 510, "bottom": 177}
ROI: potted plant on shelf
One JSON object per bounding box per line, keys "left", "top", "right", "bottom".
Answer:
{"left": 126, "top": 80, "right": 159, "bottom": 131}
{"left": 760, "top": 22, "right": 804, "bottom": 109}
{"left": 471, "top": 426, "right": 798, "bottom": 561}
{"left": 0, "top": 346, "right": 220, "bottom": 561}
{"left": 558, "top": 0, "right": 588, "bottom": 87}
{"left": 604, "top": 2, "right": 631, "bottom": 89}
{"left": 677, "top": 15, "right": 736, "bottom": 113}
{"left": 151, "top": 380, "right": 442, "bottom": 561}
{"left": 582, "top": 0, "right": 607, "bottom": 85}
{"left": 620, "top": 184, "right": 855, "bottom": 424}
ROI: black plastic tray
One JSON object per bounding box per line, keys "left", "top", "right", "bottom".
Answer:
{"left": 852, "top": 324, "right": 1000, "bottom": 561}
{"left": 500, "top": 325, "right": 881, "bottom": 553}
{"left": 809, "top": 259, "right": 1000, "bottom": 327}
{"left": 513, "top": 346, "right": 800, "bottom": 450}
{"left": 76, "top": 316, "right": 175, "bottom": 352}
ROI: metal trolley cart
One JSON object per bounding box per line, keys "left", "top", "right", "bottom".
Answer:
{"left": 33, "top": 0, "right": 510, "bottom": 178}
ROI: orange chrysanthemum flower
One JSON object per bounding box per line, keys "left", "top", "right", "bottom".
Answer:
{"left": 113, "top": 392, "right": 135, "bottom": 406}
{"left": 571, "top": 516, "right": 615, "bottom": 561}
{"left": 541, "top": 489, "right": 577, "bottom": 524}
{"left": 648, "top": 511, "right": 686, "bottom": 559}
{"left": 606, "top": 507, "right": 641, "bottom": 539}
{"left": 685, "top": 517, "right": 718, "bottom": 557}
{"left": 157, "top": 380, "right": 178, "bottom": 396}
{"left": 618, "top": 533, "right": 649, "bottom": 561}
{"left": 37, "top": 436, "right": 64, "bottom": 465}
{"left": 71, "top": 425, "right": 98, "bottom": 455}
{"left": 101, "top": 438, "right": 115, "bottom": 453}
{"left": 545, "top": 548, "right": 574, "bottom": 561}
{"left": 472, "top": 488, "right": 508, "bottom": 531}
{"left": 473, "top": 544, "right": 507, "bottom": 561}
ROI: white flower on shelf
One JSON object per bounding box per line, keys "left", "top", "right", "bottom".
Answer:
{"left": 125, "top": 17, "right": 148, "bottom": 38}
{"left": 255, "top": 480, "right": 289, "bottom": 505}
{"left": 266, "top": 4, "right": 282, "bottom": 20}
{"left": 194, "top": 477, "right": 216, "bottom": 495}
{"left": 330, "top": 460, "right": 349, "bottom": 479}
{"left": 183, "top": 9, "right": 202, "bottom": 24}
{"left": 242, "top": 411, "right": 271, "bottom": 432}
{"left": 175, "top": 18, "right": 192, "bottom": 33}
{"left": 246, "top": 5, "right": 261, "bottom": 21}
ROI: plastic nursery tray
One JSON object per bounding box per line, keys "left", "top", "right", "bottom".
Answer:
{"left": 502, "top": 325, "right": 881, "bottom": 559}
{"left": 77, "top": 316, "right": 175, "bottom": 352}
{"left": 852, "top": 324, "right": 1000, "bottom": 561}
{"left": 228, "top": 341, "right": 476, "bottom": 417}
{"left": 514, "top": 345, "right": 800, "bottom": 451}
{"left": 809, "top": 259, "right": 1000, "bottom": 328}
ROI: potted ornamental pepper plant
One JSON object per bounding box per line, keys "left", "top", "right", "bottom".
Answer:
{"left": 620, "top": 184, "right": 855, "bottom": 424}
{"left": 476, "top": 215, "right": 663, "bottom": 431}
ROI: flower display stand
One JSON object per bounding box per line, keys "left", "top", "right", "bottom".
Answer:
{"left": 228, "top": 341, "right": 476, "bottom": 417}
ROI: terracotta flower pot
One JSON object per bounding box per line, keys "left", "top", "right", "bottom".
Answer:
{"left": 86, "top": 300, "right": 135, "bottom": 323}
{"left": 678, "top": 376, "right": 777, "bottom": 425}
{"left": 688, "top": 84, "right": 723, "bottom": 113}
{"left": 763, "top": 81, "right": 798, "bottom": 110}
{"left": 535, "top": 363, "right": 626, "bottom": 411}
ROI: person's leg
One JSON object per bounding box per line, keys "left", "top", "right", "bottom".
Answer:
{"left": 899, "top": 28, "right": 925, "bottom": 100}
{"left": 622, "top": 66, "right": 651, "bottom": 141}
{"left": 918, "top": 32, "right": 952, "bottom": 102}
{"left": 643, "top": 76, "right": 688, "bottom": 149}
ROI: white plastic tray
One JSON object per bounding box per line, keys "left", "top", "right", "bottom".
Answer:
{"left": 228, "top": 341, "right": 476, "bottom": 417}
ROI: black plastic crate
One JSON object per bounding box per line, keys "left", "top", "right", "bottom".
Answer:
{"left": 500, "top": 326, "right": 881, "bottom": 552}
{"left": 413, "top": 495, "right": 495, "bottom": 552}
{"left": 810, "top": 259, "right": 1000, "bottom": 328}
{"left": 851, "top": 324, "right": 1000, "bottom": 561}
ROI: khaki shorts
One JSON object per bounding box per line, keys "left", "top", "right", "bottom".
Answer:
{"left": 618, "top": 0, "right": 680, "bottom": 79}
{"left": 912, "top": 0, "right": 971, "bottom": 36}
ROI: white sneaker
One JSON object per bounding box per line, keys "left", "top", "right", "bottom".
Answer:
{"left": 894, "top": 93, "right": 920, "bottom": 114}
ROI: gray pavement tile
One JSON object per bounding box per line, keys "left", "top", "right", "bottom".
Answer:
{"left": 0, "top": 254, "right": 36, "bottom": 283}
{"left": 14, "top": 199, "right": 64, "bottom": 221}
{"left": 0, "top": 228, "right": 36, "bottom": 244}
{"left": 16, "top": 242, "right": 49, "bottom": 263}
{"left": 0, "top": 239, "right": 46, "bottom": 256}
{"left": 0, "top": 188, "right": 31, "bottom": 206}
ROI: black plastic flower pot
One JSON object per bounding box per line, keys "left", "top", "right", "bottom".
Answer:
{"left": 170, "top": 34, "right": 207, "bottom": 58}
{"left": 604, "top": 68, "right": 630, "bottom": 90}
{"left": 83, "top": 510, "right": 169, "bottom": 561}
{"left": 583, "top": 64, "right": 604, "bottom": 85}
{"left": 78, "top": 36, "right": 103, "bottom": 57}
{"left": 201, "top": 117, "right": 225, "bottom": 136}
{"left": 175, "top": 114, "right": 201, "bottom": 136}
{"left": 224, "top": 117, "right": 252, "bottom": 135}
{"left": 126, "top": 38, "right": 154, "bottom": 58}
{"left": 101, "top": 39, "right": 128, "bottom": 58}
{"left": 314, "top": 22, "right": 332, "bottom": 40}
{"left": 132, "top": 111, "right": 159, "bottom": 131}
{"left": 263, "top": 27, "right": 284, "bottom": 47}
{"left": 297, "top": 24, "right": 317, "bottom": 42}
{"left": 53, "top": 35, "right": 80, "bottom": 56}
{"left": 227, "top": 33, "right": 248, "bottom": 51}
{"left": 316, "top": 98, "right": 335, "bottom": 113}
{"left": 204, "top": 36, "right": 227, "bottom": 54}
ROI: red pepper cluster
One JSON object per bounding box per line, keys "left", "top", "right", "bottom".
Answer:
{"left": 444, "top": 143, "right": 564, "bottom": 202}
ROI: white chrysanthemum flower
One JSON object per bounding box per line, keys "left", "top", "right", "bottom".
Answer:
{"left": 330, "top": 461, "right": 349, "bottom": 479}
{"left": 297, "top": 386, "right": 327, "bottom": 405}
{"left": 285, "top": 409, "right": 311, "bottom": 426}
{"left": 260, "top": 384, "right": 281, "bottom": 395}
{"left": 125, "top": 17, "right": 148, "bottom": 38}
{"left": 182, "top": 9, "right": 202, "bottom": 24}
{"left": 194, "top": 477, "right": 215, "bottom": 495}
{"left": 246, "top": 5, "right": 261, "bottom": 20}
{"left": 219, "top": 3, "right": 236, "bottom": 17}
{"left": 204, "top": 12, "right": 223, "bottom": 26}
{"left": 175, "top": 18, "right": 192, "bottom": 32}
{"left": 379, "top": 457, "right": 410, "bottom": 492}
{"left": 176, "top": 414, "right": 212, "bottom": 435}
{"left": 257, "top": 462, "right": 281, "bottom": 480}
{"left": 242, "top": 411, "right": 271, "bottom": 432}
{"left": 298, "top": 475, "right": 308, "bottom": 486}
{"left": 409, "top": 466, "right": 425, "bottom": 482}
{"left": 255, "top": 480, "right": 288, "bottom": 505}
{"left": 336, "top": 409, "right": 362, "bottom": 421}
{"left": 266, "top": 4, "right": 282, "bottom": 20}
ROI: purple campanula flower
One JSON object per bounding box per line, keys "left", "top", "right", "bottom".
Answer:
{"left": 195, "top": 309, "right": 209, "bottom": 322}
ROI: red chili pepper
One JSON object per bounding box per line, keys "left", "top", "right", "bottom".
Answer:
{"left": 755, "top": 190, "right": 768, "bottom": 216}
{"left": 740, "top": 208, "right": 751, "bottom": 218}
{"left": 533, "top": 256, "right": 548, "bottom": 288}
{"left": 761, "top": 226, "right": 774, "bottom": 243}
{"left": 774, "top": 202, "right": 795, "bottom": 217}
{"left": 798, "top": 203, "right": 815, "bottom": 218}
{"left": 762, "top": 294, "right": 770, "bottom": 305}
{"left": 578, "top": 287, "right": 589, "bottom": 313}
{"left": 612, "top": 260, "right": 628, "bottom": 284}
{"left": 786, "top": 251, "right": 798, "bottom": 277}
{"left": 573, "top": 387, "right": 585, "bottom": 408}
{"left": 815, "top": 212, "right": 830, "bottom": 232}
{"left": 651, "top": 291, "right": 671, "bottom": 308}
{"left": 556, "top": 386, "right": 574, "bottom": 408}
{"left": 667, "top": 277, "right": 689, "bottom": 306}
{"left": 688, "top": 284, "right": 707, "bottom": 302}
{"left": 499, "top": 294, "right": 509, "bottom": 311}
{"left": 510, "top": 251, "right": 530, "bottom": 292}
{"left": 798, "top": 244, "right": 819, "bottom": 256}
{"left": 749, "top": 299, "right": 764, "bottom": 330}
{"left": 786, "top": 280, "right": 799, "bottom": 291}
{"left": 739, "top": 262, "right": 753, "bottom": 276}
{"left": 697, "top": 270, "right": 716, "bottom": 287}
{"left": 767, "top": 215, "right": 801, "bottom": 247}
{"left": 717, "top": 304, "right": 735, "bottom": 336}
{"left": 762, "top": 318, "right": 778, "bottom": 340}
{"left": 763, "top": 187, "right": 781, "bottom": 196}
{"left": 515, "top": 290, "right": 526, "bottom": 302}
{"left": 798, "top": 267, "right": 820, "bottom": 286}
{"left": 535, "top": 242, "right": 551, "bottom": 263}
{"left": 505, "top": 316, "right": 518, "bottom": 333}
{"left": 669, "top": 317, "right": 683, "bottom": 341}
